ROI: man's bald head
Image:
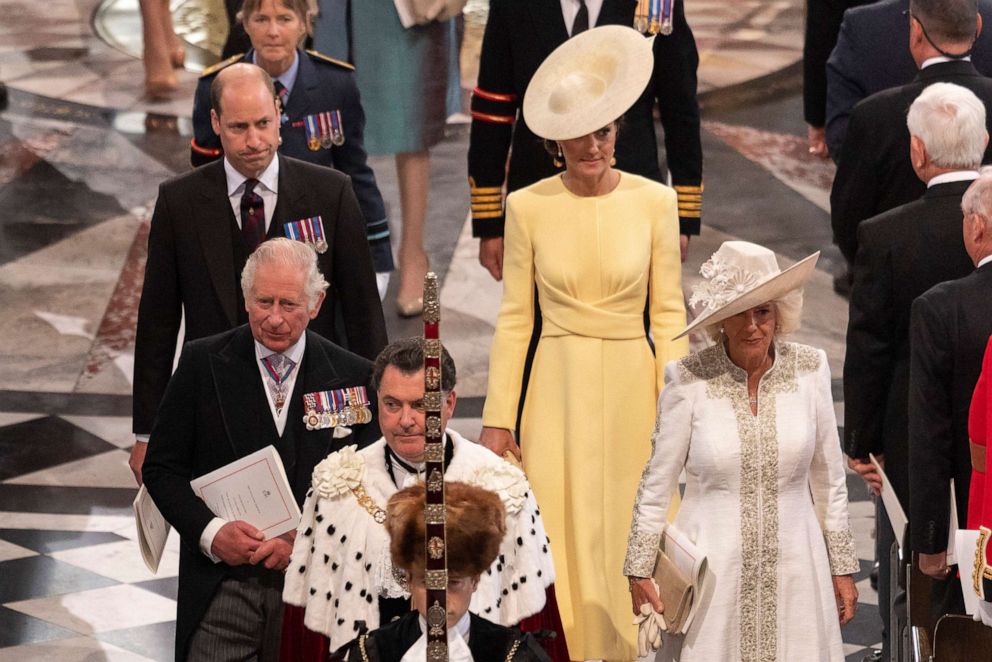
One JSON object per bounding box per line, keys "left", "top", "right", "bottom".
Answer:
{"left": 210, "top": 63, "right": 277, "bottom": 118}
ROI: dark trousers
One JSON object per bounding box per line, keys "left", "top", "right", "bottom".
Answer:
{"left": 187, "top": 576, "right": 284, "bottom": 662}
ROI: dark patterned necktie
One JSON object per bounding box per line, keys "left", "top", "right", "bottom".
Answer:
{"left": 240, "top": 178, "right": 265, "bottom": 250}
{"left": 572, "top": 0, "right": 588, "bottom": 35}
{"left": 274, "top": 80, "right": 289, "bottom": 124}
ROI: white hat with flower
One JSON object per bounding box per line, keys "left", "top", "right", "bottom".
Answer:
{"left": 675, "top": 241, "right": 820, "bottom": 340}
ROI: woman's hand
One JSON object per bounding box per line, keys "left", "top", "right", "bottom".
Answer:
{"left": 479, "top": 426, "right": 521, "bottom": 462}
{"left": 832, "top": 574, "right": 858, "bottom": 625}
{"left": 629, "top": 577, "right": 664, "bottom": 616}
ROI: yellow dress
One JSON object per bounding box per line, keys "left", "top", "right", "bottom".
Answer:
{"left": 483, "top": 173, "right": 688, "bottom": 661}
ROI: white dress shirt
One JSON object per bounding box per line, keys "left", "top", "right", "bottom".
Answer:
{"left": 199, "top": 333, "right": 306, "bottom": 562}
{"left": 921, "top": 55, "right": 973, "bottom": 69}
{"left": 560, "top": 0, "right": 603, "bottom": 35}
{"left": 225, "top": 155, "right": 279, "bottom": 233}
{"left": 927, "top": 170, "right": 979, "bottom": 188}
{"left": 401, "top": 612, "right": 473, "bottom": 662}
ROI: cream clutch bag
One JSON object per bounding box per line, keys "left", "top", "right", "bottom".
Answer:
{"left": 652, "top": 524, "right": 707, "bottom": 634}
{"left": 652, "top": 546, "right": 693, "bottom": 633}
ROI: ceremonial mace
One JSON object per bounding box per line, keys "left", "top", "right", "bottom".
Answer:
{"left": 422, "top": 272, "right": 449, "bottom": 661}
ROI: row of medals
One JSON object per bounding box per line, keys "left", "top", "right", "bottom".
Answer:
{"left": 304, "top": 404, "right": 371, "bottom": 430}
{"left": 307, "top": 132, "right": 344, "bottom": 152}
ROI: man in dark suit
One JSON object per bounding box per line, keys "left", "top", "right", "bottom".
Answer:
{"left": 143, "top": 238, "right": 381, "bottom": 661}
{"left": 130, "top": 63, "right": 386, "bottom": 483}
{"left": 844, "top": 81, "right": 985, "bottom": 655}
{"left": 803, "top": 0, "right": 873, "bottom": 157}
{"left": 830, "top": 0, "right": 992, "bottom": 290}
{"left": 825, "top": 0, "right": 992, "bottom": 159}
{"left": 468, "top": 0, "right": 703, "bottom": 279}
{"left": 909, "top": 173, "right": 992, "bottom": 618}
{"left": 191, "top": 0, "right": 394, "bottom": 278}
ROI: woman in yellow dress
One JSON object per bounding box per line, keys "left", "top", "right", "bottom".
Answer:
{"left": 479, "top": 26, "right": 688, "bottom": 661}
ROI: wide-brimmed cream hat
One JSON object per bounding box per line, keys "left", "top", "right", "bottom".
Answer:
{"left": 675, "top": 241, "right": 820, "bottom": 340}
{"left": 522, "top": 25, "right": 655, "bottom": 141}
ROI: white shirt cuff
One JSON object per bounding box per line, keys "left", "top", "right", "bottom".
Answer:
{"left": 135, "top": 436, "right": 149, "bottom": 443}
{"left": 199, "top": 517, "right": 227, "bottom": 563}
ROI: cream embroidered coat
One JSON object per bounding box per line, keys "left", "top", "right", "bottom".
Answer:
{"left": 624, "top": 342, "right": 859, "bottom": 662}
{"left": 283, "top": 430, "right": 555, "bottom": 650}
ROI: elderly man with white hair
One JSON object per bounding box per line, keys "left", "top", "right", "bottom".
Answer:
{"left": 843, "top": 81, "right": 986, "bottom": 656}
{"left": 143, "top": 238, "right": 382, "bottom": 662}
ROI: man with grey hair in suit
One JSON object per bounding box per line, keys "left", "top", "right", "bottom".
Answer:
{"left": 143, "top": 238, "right": 381, "bottom": 661}
{"left": 909, "top": 171, "right": 992, "bottom": 620}
{"left": 844, "top": 81, "right": 986, "bottom": 657}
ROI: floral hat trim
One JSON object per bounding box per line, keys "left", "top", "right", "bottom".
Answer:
{"left": 688, "top": 254, "right": 769, "bottom": 314}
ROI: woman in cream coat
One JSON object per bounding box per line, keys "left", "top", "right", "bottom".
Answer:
{"left": 625, "top": 241, "right": 859, "bottom": 661}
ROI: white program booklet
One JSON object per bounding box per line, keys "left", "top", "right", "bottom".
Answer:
{"left": 870, "top": 453, "right": 907, "bottom": 550}
{"left": 947, "top": 479, "right": 959, "bottom": 566}
{"left": 190, "top": 446, "right": 300, "bottom": 539}
{"left": 663, "top": 524, "right": 708, "bottom": 634}
{"left": 133, "top": 485, "right": 171, "bottom": 573}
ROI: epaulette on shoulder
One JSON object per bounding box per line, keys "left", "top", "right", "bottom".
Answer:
{"left": 200, "top": 53, "right": 244, "bottom": 78}
{"left": 306, "top": 49, "right": 355, "bottom": 70}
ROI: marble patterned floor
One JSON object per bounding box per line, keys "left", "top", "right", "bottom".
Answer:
{"left": 0, "top": 0, "right": 885, "bottom": 660}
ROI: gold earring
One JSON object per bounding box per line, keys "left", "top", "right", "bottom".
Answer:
{"left": 610, "top": 155, "right": 617, "bottom": 166}
{"left": 553, "top": 144, "right": 564, "bottom": 168}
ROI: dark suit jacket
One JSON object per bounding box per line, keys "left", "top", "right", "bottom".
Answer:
{"left": 843, "top": 179, "right": 975, "bottom": 504}
{"left": 803, "top": 0, "right": 873, "bottom": 128}
{"left": 190, "top": 48, "right": 393, "bottom": 272}
{"left": 830, "top": 60, "right": 992, "bottom": 264}
{"left": 825, "top": 0, "right": 992, "bottom": 158}
{"left": 142, "top": 326, "right": 381, "bottom": 661}
{"left": 467, "top": 0, "right": 703, "bottom": 237}
{"left": 133, "top": 155, "right": 387, "bottom": 436}
{"left": 909, "top": 263, "right": 992, "bottom": 553}
{"left": 338, "top": 611, "right": 551, "bottom": 661}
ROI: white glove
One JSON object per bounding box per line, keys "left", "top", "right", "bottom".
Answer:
{"left": 632, "top": 581, "right": 667, "bottom": 658}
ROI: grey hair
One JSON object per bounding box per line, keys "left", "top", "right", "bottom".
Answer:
{"left": 961, "top": 171, "right": 992, "bottom": 229}
{"left": 241, "top": 238, "right": 328, "bottom": 307}
{"left": 906, "top": 83, "right": 987, "bottom": 169}
{"left": 703, "top": 292, "right": 804, "bottom": 341}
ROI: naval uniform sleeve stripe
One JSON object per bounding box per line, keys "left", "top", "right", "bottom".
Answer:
{"left": 673, "top": 184, "right": 704, "bottom": 193}
{"left": 471, "top": 194, "right": 503, "bottom": 203}
{"left": 472, "top": 211, "right": 504, "bottom": 219}
{"left": 469, "top": 184, "right": 503, "bottom": 194}
{"left": 472, "top": 87, "right": 518, "bottom": 103}
{"left": 679, "top": 210, "right": 702, "bottom": 218}
{"left": 471, "top": 203, "right": 503, "bottom": 212}
{"left": 676, "top": 193, "right": 702, "bottom": 201}
{"left": 190, "top": 138, "right": 222, "bottom": 156}
{"left": 471, "top": 110, "right": 516, "bottom": 125}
